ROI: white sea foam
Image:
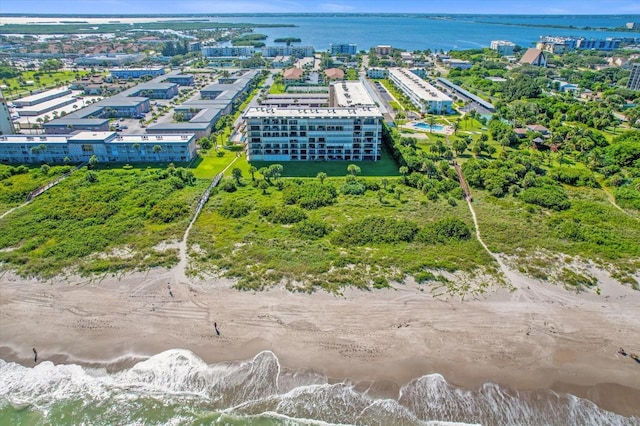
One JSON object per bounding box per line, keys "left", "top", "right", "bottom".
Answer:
{"left": 0, "top": 351, "right": 637, "bottom": 425}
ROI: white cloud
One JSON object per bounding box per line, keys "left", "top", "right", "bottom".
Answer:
{"left": 317, "top": 3, "right": 356, "bottom": 12}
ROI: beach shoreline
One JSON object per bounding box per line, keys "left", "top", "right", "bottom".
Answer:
{"left": 1, "top": 267, "right": 639, "bottom": 418}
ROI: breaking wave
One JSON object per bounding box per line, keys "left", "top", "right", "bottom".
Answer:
{"left": 0, "top": 349, "right": 637, "bottom": 425}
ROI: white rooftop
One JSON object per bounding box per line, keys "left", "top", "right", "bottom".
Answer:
{"left": 244, "top": 106, "right": 382, "bottom": 119}
{"left": 388, "top": 68, "right": 452, "bottom": 102}
{"left": 331, "top": 81, "right": 376, "bottom": 107}
{"left": 14, "top": 87, "right": 70, "bottom": 104}
{"left": 0, "top": 134, "right": 68, "bottom": 143}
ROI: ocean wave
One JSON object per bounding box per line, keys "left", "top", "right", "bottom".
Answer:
{"left": 0, "top": 350, "right": 637, "bottom": 425}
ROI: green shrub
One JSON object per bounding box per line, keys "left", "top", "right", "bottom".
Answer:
{"left": 333, "top": 216, "right": 419, "bottom": 245}
{"left": 615, "top": 187, "right": 640, "bottom": 210}
{"left": 417, "top": 217, "right": 472, "bottom": 244}
{"left": 218, "top": 199, "right": 252, "bottom": 218}
{"left": 261, "top": 205, "right": 307, "bottom": 224}
{"left": 282, "top": 182, "right": 338, "bottom": 209}
{"left": 340, "top": 182, "right": 367, "bottom": 195}
{"left": 149, "top": 199, "right": 191, "bottom": 223}
{"left": 220, "top": 179, "right": 237, "bottom": 193}
{"left": 548, "top": 168, "right": 598, "bottom": 187}
{"left": 519, "top": 185, "right": 570, "bottom": 211}
{"left": 294, "top": 219, "right": 332, "bottom": 239}
{"left": 372, "top": 276, "right": 389, "bottom": 289}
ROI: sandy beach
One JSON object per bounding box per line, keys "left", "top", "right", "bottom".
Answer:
{"left": 1, "top": 264, "right": 640, "bottom": 418}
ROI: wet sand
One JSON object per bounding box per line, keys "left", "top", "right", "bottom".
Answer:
{"left": 1, "top": 266, "right": 639, "bottom": 417}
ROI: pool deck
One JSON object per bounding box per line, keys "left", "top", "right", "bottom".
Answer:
{"left": 401, "top": 120, "right": 454, "bottom": 135}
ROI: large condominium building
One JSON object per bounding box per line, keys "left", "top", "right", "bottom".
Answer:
{"left": 490, "top": 40, "right": 516, "bottom": 56}
{"left": 627, "top": 63, "right": 640, "bottom": 91}
{"left": 0, "top": 131, "right": 197, "bottom": 164}
{"left": 330, "top": 43, "right": 357, "bottom": 55}
{"left": 244, "top": 107, "right": 382, "bottom": 162}
{"left": 0, "top": 89, "right": 15, "bottom": 135}
{"left": 387, "top": 68, "right": 452, "bottom": 114}
{"left": 261, "top": 45, "right": 315, "bottom": 58}
{"left": 245, "top": 81, "right": 382, "bottom": 162}
{"left": 201, "top": 46, "right": 255, "bottom": 58}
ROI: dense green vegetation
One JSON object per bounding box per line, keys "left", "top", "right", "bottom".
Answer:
{"left": 0, "top": 164, "right": 72, "bottom": 214}
{"left": 188, "top": 168, "right": 495, "bottom": 293}
{"left": 0, "top": 166, "right": 206, "bottom": 278}
{"left": 0, "top": 21, "right": 295, "bottom": 34}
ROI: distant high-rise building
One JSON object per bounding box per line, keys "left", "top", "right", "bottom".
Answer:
{"left": 330, "top": 43, "right": 357, "bottom": 55}
{"left": 0, "top": 89, "right": 15, "bottom": 135}
{"left": 627, "top": 63, "right": 640, "bottom": 91}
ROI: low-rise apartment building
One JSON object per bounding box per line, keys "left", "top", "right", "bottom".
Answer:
{"left": 388, "top": 68, "right": 452, "bottom": 114}
{"left": 110, "top": 67, "right": 166, "bottom": 80}
{"left": 0, "top": 131, "right": 197, "bottom": 164}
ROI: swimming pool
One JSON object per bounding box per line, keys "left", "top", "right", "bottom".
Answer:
{"left": 414, "top": 122, "right": 444, "bottom": 131}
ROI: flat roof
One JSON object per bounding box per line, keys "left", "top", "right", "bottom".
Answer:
{"left": 331, "top": 81, "right": 376, "bottom": 107}
{"left": 244, "top": 106, "right": 382, "bottom": 119}
{"left": 18, "top": 97, "right": 76, "bottom": 114}
{"left": 14, "top": 88, "right": 72, "bottom": 105}
{"left": 146, "top": 122, "right": 212, "bottom": 130}
{"left": 43, "top": 118, "right": 109, "bottom": 126}
{"left": 0, "top": 134, "right": 68, "bottom": 143}
{"left": 68, "top": 131, "right": 117, "bottom": 141}
{"left": 389, "top": 68, "right": 451, "bottom": 103}
{"left": 110, "top": 67, "right": 164, "bottom": 72}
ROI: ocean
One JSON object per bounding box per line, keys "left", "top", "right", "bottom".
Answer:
{"left": 1, "top": 350, "right": 637, "bottom": 425}
{"left": 198, "top": 14, "right": 638, "bottom": 52}
{"left": 1, "top": 14, "right": 639, "bottom": 51}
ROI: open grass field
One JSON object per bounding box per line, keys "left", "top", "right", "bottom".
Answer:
{"left": 188, "top": 174, "right": 496, "bottom": 293}
{"left": 3, "top": 70, "right": 93, "bottom": 99}
{"left": 0, "top": 166, "right": 208, "bottom": 278}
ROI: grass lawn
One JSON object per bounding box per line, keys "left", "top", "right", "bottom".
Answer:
{"left": 188, "top": 175, "right": 496, "bottom": 293}
{"left": 249, "top": 145, "right": 401, "bottom": 177}
{"left": 191, "top": 149, "right": 240, "bottom": 179}
{"left": 268, "top": 82, "right": 286, "bottom": 94}
{"left": 3, "top": 70, "right": 94, "bottom": 99}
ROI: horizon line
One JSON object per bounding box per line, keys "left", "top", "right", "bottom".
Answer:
{"left": 3, "top": 12, "right": 640, "bottom": 17}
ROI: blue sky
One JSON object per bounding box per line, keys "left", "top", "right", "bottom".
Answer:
{"left": 2, "top": 0, "right": 640, "bottom": 15}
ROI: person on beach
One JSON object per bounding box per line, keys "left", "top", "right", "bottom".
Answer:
{"left": 33, "top": 348, "right": 37, "bottom": 363}
{"left": 214, "top": 322, "right": 220, "bottom": 336}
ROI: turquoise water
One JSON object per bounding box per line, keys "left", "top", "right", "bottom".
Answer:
{"left": 414, "top": 122, "right": 444, "bottom": 131}
{"left": 207, "top": 14, "right": 640, "bottom": 51}
{"left": 1, "top": 350, "right": 638, "bottom": 425}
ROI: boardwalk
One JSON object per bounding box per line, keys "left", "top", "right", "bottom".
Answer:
{"left": 453, "top": 161, "right": 472, "bottom": 201}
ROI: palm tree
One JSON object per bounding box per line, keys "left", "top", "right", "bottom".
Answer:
{"left": 152, "top": 145, "right": 163, "bottom": 160}
{"left": 428, "top": 115, "right": 436, "bottom": 133}
{"left": 453, "top": 119, "right": 460, "bottom": 135}
{"left": 249, "top": 166, "right": 257, "bottom": 181}
{"left": 317, "top": 172, "right": 327, "bottom": 184}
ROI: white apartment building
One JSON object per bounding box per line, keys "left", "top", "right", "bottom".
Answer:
{"left": 244, "top": 107, "right": 383, "bottom": 162}
{"left": 387, "top": 68, "right": 452, "bottom": 114}
{"left": 490, "top": 40, "right": 516, "bottom": 56}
